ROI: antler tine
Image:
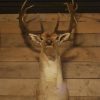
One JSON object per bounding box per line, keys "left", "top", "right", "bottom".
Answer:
{"left": 70, "top": 0, "right": 78, "bottom": 24}
{"left": 54, "top": 13, "right": 60, "bottom": 32}
{"left": 21, "top": 0, "right": 34, "bottom": 17}
{"left": 39, "top": 16, "right": 44, "bottom": 33}
{"left": 71, "top": 0, "right": 78, "bottom": 24}
{"left": 65, "top": 0, "right": 78, "bottom": 13}
{"left": 72, "top": 0, "right": 78, "bottom": 11}
{"left": 19, "top": 0, "right": 34, "bottom": 33}
{"left": 21, "top": 0, "right": 28, "bottom": 12}
{"left": 64, "top": 0, "right": 78, "bottom": 33}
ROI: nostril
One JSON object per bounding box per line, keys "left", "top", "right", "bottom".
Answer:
{"left": 46, "top": 40, "right": 52, "bottom": 45}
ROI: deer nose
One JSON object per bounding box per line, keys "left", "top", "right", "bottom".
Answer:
{"left": 46, "top": 39, "right": 52, "bottom": 45}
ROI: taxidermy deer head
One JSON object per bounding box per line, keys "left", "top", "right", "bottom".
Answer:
{"left": 19, "top": 0, "right": 77, "bottom": 49}
{"left": 19, "top": 0, "right": 77, "bottom": 100}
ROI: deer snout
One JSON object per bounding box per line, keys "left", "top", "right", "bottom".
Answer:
{"left": 46, "top": 39, "right": 53, "bottom": 45}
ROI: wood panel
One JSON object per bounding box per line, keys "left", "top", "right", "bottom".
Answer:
{"left": 0, "top": 47, "right": 100, "bottom": 62}
{"left": 0, "top": 14, "right": 100, "bottom": 34}
{"left": 63, "top": 62, "right": 100, "bottom": 78}
{"left": 0, "top": 21, "right": 21, "bottom": 34}
{"left": 69, "top": 96, "right": 100, "bottom": 100}
{"left": 76, "top": 22, "right": 100, "bottom": 33}
{"left": 0, "top": 79, "right": 37, "bottom": 96}
{"left": 0, "top": 47, "right": 38, "bottom": 62}
{"left": 58, "top": 22, "right": 100, "bottom": 33}
{"left": 0, "top": 62, "right": 100, "bottom": 79}
{"left": 1, "top": 32, "right": 100, "bottom": 47}
{"left": 0, "top": 79, "right": 100, "bottom": 96}
{"left": 75, "top": 33, "right": 100, "bottom": 47}
{"left": 0, "top": 13, "right": 100, "bottom": 98}
{"left": 0, "top": 96, "right": 100, "bottom": 100}
{"left": 0, "top": 96, "right": 35, "bottom": 100}
{"left": 62, "top": 47, "right": 100, "bottom": 62}
{"left": 0, "top": 21, "right": 41, "bottom": 34}
{"left": 0, "top": 62, "right": 39, "bottom": 79}
{"left": 1, "top": 33, "right": 26, "bottom": 47}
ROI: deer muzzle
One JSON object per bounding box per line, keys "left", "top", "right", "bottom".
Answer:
{"left": 46, "top": 39, "right": 53, "bottom": 46}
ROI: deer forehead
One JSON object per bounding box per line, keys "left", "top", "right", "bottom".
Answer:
{"left": 41, "top": 32, "right": 58, "bottom": 40}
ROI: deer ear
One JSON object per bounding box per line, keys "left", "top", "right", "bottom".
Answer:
{"left": 58, "top": 33, "right": 70, "bottom": 44}
{"left": 29, "top": 33, "right": 42, "bottom": 44}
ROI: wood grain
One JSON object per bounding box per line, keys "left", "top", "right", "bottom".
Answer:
{"left": 0, "top": 13, "right": 100, "bottom": 98}
{"left": 0, "top": 79, "right": 37, "bottom": 96}
{"left": 0, "top": 62, "right": 100, "bottom": 79}
{"left": 1, "top": 32, "right": 100, "bottom": 47}
{"left": 0, "top": 14, "right": 100, "bottom": 34}
{"left": 75, "top": 33, "right": 100, "bottom": 46}
{"left": 0, "top": 96, "right": 35, "bottom": 100}
{"left": 0, "top": 79, "right": 100, "bottom": 96}
{"left": 0, "top": 47, "right": 38, "bottom": 62}
{"left": 1, "top": 33, "right": 26, "bottom": 47}
{"left": 76, "top": 22, "right": 100, "bottom": 33}
{"left": 0, "top": 21, "right": 99, "bottom": 33}
{"left": 0, "top": 21, "right": 21, "bottom": 34}
{"left": 0, "top": 96, "right": 100, "bottom": 100}
{"left": 63, "top": 62, "right": 100, "bottom": 78}
{"left": 69, "top": 96, "right": 100, "bottom": 100}
{"left": 1, "top": 47, "right": 100, "bottom": 62}
{"left": 0, "top": 62, "right": 39, "bottom": 79}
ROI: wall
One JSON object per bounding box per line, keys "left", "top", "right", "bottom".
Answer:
{"left": 0, "top": 13, "right": 100, "bottom": 100}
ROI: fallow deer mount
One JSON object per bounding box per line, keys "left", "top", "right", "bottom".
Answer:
{"left": 19, "top": 0, "right": 77, "bottom": 100}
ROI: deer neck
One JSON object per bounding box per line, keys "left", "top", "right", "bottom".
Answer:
{"left": 39, "top": 44, "right": 63, "bottom": 87}
{"left": 38, "top": 44, "right": 68, "bottom": 100}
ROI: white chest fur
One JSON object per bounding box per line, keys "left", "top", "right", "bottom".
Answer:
{"left": 38, "top": 52, "right": 68, "bottom": 100}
